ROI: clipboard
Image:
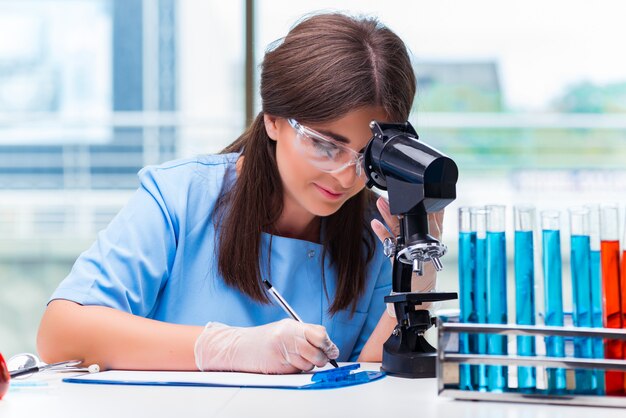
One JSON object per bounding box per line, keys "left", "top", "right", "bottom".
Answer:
{"left": 63, "top": 364, "right": 385, "bottom": 390}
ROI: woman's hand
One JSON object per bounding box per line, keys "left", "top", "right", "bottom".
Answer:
{"left": 194, "top": 319, "right": 339, "bottom": 374}
{"left": 370, "top": 196, "right": 444, "bottom": 297}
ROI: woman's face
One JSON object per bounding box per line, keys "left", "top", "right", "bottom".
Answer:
{"left": 267, "top": 106, "right": 389, "bottom": 218}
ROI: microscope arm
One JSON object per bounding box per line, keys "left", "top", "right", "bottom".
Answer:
{"left": 391, "top": 257, "right": 414, "bottom": 319}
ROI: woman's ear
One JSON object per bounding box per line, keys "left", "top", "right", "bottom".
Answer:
{"left": 263, "top": 114, "right": 279, "bottom": 141}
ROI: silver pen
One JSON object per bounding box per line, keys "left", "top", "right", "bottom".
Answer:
{"left": 263, "top": 279, "right": 339, "bottom": 368}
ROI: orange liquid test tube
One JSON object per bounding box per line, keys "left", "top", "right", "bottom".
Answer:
{"left": 600, "top": 205, "right": 623, "bottom": 395}
{"left": 622, "top": 211, "right": 626, "bottom": 393}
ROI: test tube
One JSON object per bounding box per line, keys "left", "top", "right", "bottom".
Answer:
{"left": 586, "top": 204, "right": 605, "bottom": 395}
{"left": 471, "top": 207, "right": 489, "bottom": 391}
{"left": 600, "top": 204, "right": 623, "bottom": 396}
{"left": 514, "top": 205, "right": 536, "bottom": 393}
{"left": 458, "top": 207, "right": 476, "bottom": 390}
{"left": 569, "top": 207, "right": 595, "bottom": 394}
{"left": 541, "top": 210, "right": 566, "bottom": 393}
{"left": 486, "top": 205, "right": 507, "bottom": 392}
{"left": 622, "top": 210, "right": 626, "bottom": 369}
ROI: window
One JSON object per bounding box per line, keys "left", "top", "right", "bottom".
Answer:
{"left": 0, "top": 0, "right": 244, "bottom": 355}
{"left": 2, "top": 0, "right": 626, "bottom": 354}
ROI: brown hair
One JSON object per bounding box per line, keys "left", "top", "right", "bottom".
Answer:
{"left": 215, "top": 13, "right": 416, "bottom": 314}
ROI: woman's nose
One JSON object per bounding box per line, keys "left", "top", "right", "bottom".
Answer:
{"left": 332, "top": 164, "right": 362, "bottom": 189}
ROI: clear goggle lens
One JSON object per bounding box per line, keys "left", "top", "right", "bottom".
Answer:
{"left": 288, "top": 119, "right": 365, "bottom": 177}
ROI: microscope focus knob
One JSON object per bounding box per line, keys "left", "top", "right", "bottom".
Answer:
{"left": 383, "top": 237, "right": 396, "bottom": 258}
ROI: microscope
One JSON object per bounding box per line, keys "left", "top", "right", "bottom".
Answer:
{"left": 363, "top": 121, "right": 459, "bottom": 378}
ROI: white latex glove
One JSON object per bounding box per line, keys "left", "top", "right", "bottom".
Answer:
{"left": 370, "top": 196, "right": 445, "bottom": 313}
{"left": 194, "top": 319, "right": 339, "bottom": 374}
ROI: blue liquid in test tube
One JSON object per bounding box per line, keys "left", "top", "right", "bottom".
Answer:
{"left": 486, "top": 205, "right": 507, "bottom": 392}
{"left": 514, "top": 206, "right": 536, "bottom": 393}
{"left": 586, "top": 204, "right": 605, "bottom": 394}
{"left": 458, "top": 207, "right": 476, "bottom": 390}
{"left": 569, "top": 207, "right": 595, "bottom": 394}
{"left": 541, "top": 211, "right": 566, "bottom": 393}
{"left": 472, "top": 208, "right": 489, "bottom": 391}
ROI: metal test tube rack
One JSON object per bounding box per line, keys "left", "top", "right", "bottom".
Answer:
{"left": 437, "top": 322, "right": 626, "bottom": 408}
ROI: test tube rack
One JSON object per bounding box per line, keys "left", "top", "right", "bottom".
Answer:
{"left": 437, "top": 321, "right": 626, "bottom": 408}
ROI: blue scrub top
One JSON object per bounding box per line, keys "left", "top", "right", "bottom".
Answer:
{"left": 50, "top": 153, "right": 392, "bottom": 361}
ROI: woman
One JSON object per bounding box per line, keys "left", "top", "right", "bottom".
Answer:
{"left": 37, "top": 12, "right": 441, "bottom": 374}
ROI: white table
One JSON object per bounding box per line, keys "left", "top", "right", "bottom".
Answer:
{"left": 1, "top": 363, "right": 624, "bottom": 418}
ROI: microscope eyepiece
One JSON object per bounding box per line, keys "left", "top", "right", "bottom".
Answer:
{"left": 363, "top": 121, "right": 458, "bottom": 216}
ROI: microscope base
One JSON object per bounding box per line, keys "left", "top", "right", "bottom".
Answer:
{"left": 381, "top": 331, "right": 437, "bottom": 378}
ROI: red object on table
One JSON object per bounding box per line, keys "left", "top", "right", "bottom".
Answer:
{"left": 0, "top": 352, "right": 10, "bottom": 400}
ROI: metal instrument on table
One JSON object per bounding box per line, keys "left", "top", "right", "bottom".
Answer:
{"left": 7, "top": 353, "right": 98, "bottom": 378}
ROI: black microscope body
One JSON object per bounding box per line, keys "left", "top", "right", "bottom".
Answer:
{"left": 363, "top": 121, "right": 459, "bottom": 378}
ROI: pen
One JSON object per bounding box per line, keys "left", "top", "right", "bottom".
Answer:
{"left": 263, "top": 279, "right": 339, "bottom": 368}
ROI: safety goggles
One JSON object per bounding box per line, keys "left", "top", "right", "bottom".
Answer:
{"left": 287, "top": 118, "right": 365, "bottom": 177}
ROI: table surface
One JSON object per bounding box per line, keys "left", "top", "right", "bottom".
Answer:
{"left": 1, "top": 363, "right": 625, "bottom": 418}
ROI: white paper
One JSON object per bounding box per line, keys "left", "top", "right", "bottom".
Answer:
{"left": 66, "top": 368, "right": 330, "bottom": 388}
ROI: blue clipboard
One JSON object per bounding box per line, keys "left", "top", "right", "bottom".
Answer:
{"left": 63, "top": 364, "right": 385, "bottom": 390}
